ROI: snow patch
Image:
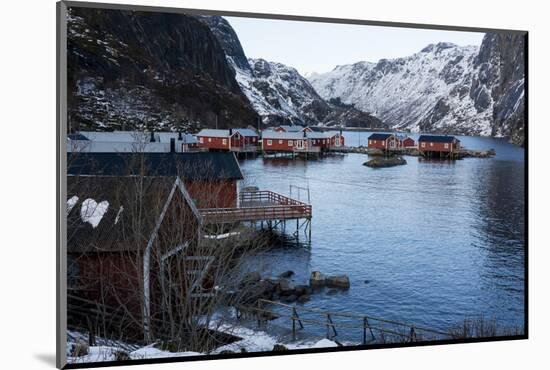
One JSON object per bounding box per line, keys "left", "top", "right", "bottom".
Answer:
{"left": 80, "top": 198, "right": 109, "bottom": 228}
{"left": 67, "top": 196, "right": 79, "bottom": 213}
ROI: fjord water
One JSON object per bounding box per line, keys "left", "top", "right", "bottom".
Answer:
{"left": 238, "top": 132, "right": 525, "bottom": 339}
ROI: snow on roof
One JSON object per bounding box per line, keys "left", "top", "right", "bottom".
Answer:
{"left": 261, "top": 131, "right": 306, "bottom": 140}
{"left": 79, "top": 131, "right": 197, "bottom": 144}
{"left": 277, "top": 125, "right": 304, "bottom": 132}
{"left": 306, "top": 132, "right": 329, "bottom": 139}
{"left": 80, "top": 198, "right": 109, "bottom": 228}
{"left": 196, "top": 128, "right": 258, "bottom": 137}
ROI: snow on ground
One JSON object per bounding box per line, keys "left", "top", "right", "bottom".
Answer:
{"left": 67, "top": 321, "right": 343, "bottom": 364}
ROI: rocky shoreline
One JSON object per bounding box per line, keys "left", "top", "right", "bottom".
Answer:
{"left": 238, "top": 270, "right": 350, "bottom": 307}
{"left": 332, "top": 146, "right": 496, "bottom": 159}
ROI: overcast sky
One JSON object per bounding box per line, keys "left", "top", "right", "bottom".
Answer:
{"left": 226, "top": 16, "right": 485, "bottom": 76}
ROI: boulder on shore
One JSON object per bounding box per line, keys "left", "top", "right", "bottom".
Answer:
{"left": 363, "top": 157, "right": 407, "bottom": 168}
{"left": 278, "top": 270, "right": 294, "bottom": 279}
{"left": 325, "top": 275, "right": 350, "bottom": 289}
{"left": 310, "top": 271, "right": 326, "bottom": 288}
{"left": 277, "top": 278, "right": 295, "bottom": 296}
{"left": 272, "top": 344, "right": 288, "bottom": 351}
{"left": 239, "top": 271, "right": 262, "bottom": 287}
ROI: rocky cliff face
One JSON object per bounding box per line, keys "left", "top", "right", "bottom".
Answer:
{"left": 202, "top": 16, "right": 385, "bottom": 129}
{"left": 309, "top": 36, "right": 525, "bottom": 145}
{"left": 67, "top": 7, "right": 258, "bottom": 132}
{"left": 473, "top": 33, "right": 525, "bottom": 145}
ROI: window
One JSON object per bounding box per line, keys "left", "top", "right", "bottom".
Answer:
{"left": 288, "top": 140, "right": 293, "bottom": 146}
{"left": 279, "top": 140, "right": 283, "bottom": 144}
{"left": 430, "top": 142, "right": 434, "bottom": 147}
{"left": 208, "top": 138, "right": 212, "bottom": 143}
{"left": 369, "top": 140, "right": 372, "bottom": 145}
{"left": 267, "top": 140, "right": 272, "bottom": 146}
{"left": 222, "top": 138, "right": 227, "bottom": 145}
{"left": 444, "top": 143, "right": 449, "bottom": 149}
{"left": 421, "top": 142, "right": 426, "bottom": 148}
{"left": 313, "top": 140, "right": 316, "bottom": 144}
{"left": 199, "top": 137, "right": 203, "bottom": 143}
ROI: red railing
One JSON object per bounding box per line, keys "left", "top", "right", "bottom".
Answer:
{"left": 199, "top": 190, "right": 311, "bottom": 224}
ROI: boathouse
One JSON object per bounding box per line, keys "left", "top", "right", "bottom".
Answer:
{"left": 67, "top": 152, "right": 244, "bottom": 209}
{"left": 196, "top": 128, "right": 259, "bottom": 153}
{"left": 325, "top": 131, "right": 345, "bottom": 149}
{"left": 402, "top": 136, "right": 416, "bottom": 148}
{"left": 67, "top": 175, "right": 207, "bottom": 341}
{"left": 417, "top": 135, "right": 461, "bottom": 157}
{"left": 368, "top": 133, "right": 396, "bottom": 150}
{"left": 69, "top": 130, "right": 200, "bottom": 153}
{"left": 274, "top": 125, "right": 306, "bottom": 133}
{"left": 261, "top": 131, "right": 321, "bottom": 155}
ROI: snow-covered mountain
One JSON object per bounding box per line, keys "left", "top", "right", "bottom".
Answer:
{"left": 309, "top": 36, "right": 525, "bottom": 144}
{"left": 67, "top": 8, "right": 258, "bottom": 132}
{"left": 201, "top": 16, "right": 384, "bottom": 128}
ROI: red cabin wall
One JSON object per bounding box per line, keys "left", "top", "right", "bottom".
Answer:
{"left": 368, "top": 139, "right": 389, "bottom": 149}
{"left": 262, "top": 138, "right": 295, "bottom": 152}
{"left": 418, "top": 141, "right": 456, "bottom": 152}
{"left": 197, "top": 136, "right": 229, "bottom": 150}
{"left": 185, "top": 180, "right": 237, "bottom": 208}
{"left": 403, "top": 138, "right": 415, "bottom": 147}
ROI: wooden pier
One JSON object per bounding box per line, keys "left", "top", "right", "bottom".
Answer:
{"left": 199, "top": 190, "right": 312, "bottom": 241}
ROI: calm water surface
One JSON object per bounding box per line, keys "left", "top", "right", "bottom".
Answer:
{"left": 238, "top": 132, "right": 525, "bottom": 339}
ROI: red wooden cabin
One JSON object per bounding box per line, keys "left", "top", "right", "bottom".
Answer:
{"left": 402, "top": 137, "right": 416, "bottom": 148}
{"left": 261, "top": 131, "right": 312, "bottom": 153}
{"left": 66, "top": 176, "right": 207, "bottom": 341}
{"left": 67, "top": 152, "right": 244, "bottom": 209}
{"left": 196, "top": 128, "right": 258, "bottom": 152}
{"left": 325, "top": 131, "right": 345, "bottom": 148}
{"left": 368, "top": 133, "right": 396, "bottom": 149}
{"left": 418, "top": 135, "right": 461, "bottom": 153}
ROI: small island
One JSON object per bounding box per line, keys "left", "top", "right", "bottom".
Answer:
{"left": 363, "top": 157, "right": 407, "bottom": 168}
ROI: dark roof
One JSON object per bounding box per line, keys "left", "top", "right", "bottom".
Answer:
{"left": 418, "top": 135, "right": 458, "bottom": 143}
{"left": 67, "top": 152, "right": 244, "bottom": 181}
{"left": 68, "top": 133, "right": 90, "bottom": 141}
{"left": 368, "top": 133, "right": 393, "bottom": 140}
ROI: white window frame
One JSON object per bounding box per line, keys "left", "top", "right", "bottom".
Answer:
{"left": 421, "top": 142, "right": 426, "bottom": 148}
{"left": 430, "top": 142, "right": 434, "bottom": 147}
{"left": 199, "top": 137, "right": 203, "bottom": 143}
{"left": 267, "top": 140, "right": 272, "bottom": 146}
{"left": 279, "top": 139, "right": 283, "bottom": 144}
{"left": 444, "top": 143, "right": 449, "bottom": 149}
{"left": 222, "top": 138, "right": 227, "bottom": 145}
{"left": 208, "top": 137, "right": 212, "bottom": 143}
{"left": 288, "top": 140, "right": 293, "bottom": 146}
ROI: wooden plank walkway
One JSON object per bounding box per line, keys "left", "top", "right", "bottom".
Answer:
{"left": 199, "top": 190, "right": 312, "bottom": 224}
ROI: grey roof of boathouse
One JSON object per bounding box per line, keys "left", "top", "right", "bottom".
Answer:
{"left": 417, "top": 135, "right": 458, "bottom": 143}
{"left": 368, "top": 133, "right": 394, "bottom": 140}
{"left": 196, "top": 128, "right": 258, "bottom": 138}
{"left": 67, "top": 152, "right": 244, "bottom": 181}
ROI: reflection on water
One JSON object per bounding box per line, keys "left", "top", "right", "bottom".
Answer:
{"left": 238, "top": 133, "right": 525, "bottom": 339}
